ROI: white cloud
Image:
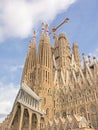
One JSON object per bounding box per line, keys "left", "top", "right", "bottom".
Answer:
{"left": 9, "top": 65, "right": 24, "bottom": 72}
{"left": 0, "top": 0, "right": 77, "bottom": 42}
{"left": 94, "top": 49, "right": 98, "bottom": 59}
{"left": 96, "top": 48, "right": 98, "bottom": 52}
{"left": 0, "top": 114, "right": 7, "bottom": 123}
{"left": 0, "top": 82, "right": 19, "bottom": 122}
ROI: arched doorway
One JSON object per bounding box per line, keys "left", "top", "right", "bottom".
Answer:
{"left": 62, "top": 112, "right": 67, "bottom": 118}
{"left": 46, "top": 108, "right": 49, "bottom": 117}
{"left": 32, "top": 113, "right": 37, "bottom": 130}
{"left": 11, "top": 104, "right": 21, "bottom": 130}
{"left": 47, "top": 122, "right": 51, "bottom": 130}
{"left": 65, "top": 123, "right": 71, "bottom": 130}
{"left": 40, "top": 117, "right": 45, "bottom": 130}
{"left": 89, "top": 104, "right": 98, "bottom": 129}
{"left": 59, "top": 124, "right": 64, "bottom": 130}
{"left": 22, "top": 109, "right": 29, "bottom": 130}
{"left": 80, "top": 107, "right": 87, "bottom": 119}
{"left": 55, "top": 112, "right": 60, "bottom": 119}
{"left": 52, "top": 121, "right": 57, "bottom": 130}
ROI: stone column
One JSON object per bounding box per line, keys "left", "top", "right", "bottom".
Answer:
{"left": 18, "top": 105, "right": 24, "bottom": 130}
{"left": 28, "top": 110, "right": 32, "bottom": 130}
{"left": 8, "top": 105, "right": 17, "bottom": 129}
{"left": 32, "top": 98, "right": 34, "bottom": 107}
{"left": 37, "top": 114, "right": 41, "bottom": 130}
{"left": 34, "top": 99, "right": 35, "bottom": 108}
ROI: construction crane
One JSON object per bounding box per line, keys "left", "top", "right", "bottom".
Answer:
{"left": 49, "top": 17, "right": 69, "bottom": 35}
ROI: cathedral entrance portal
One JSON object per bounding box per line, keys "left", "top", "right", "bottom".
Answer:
{"left": 40, "top": 117, "right": 45, "bottom": 130}
{"left": 11, "top": 104, "right": 21, "bottom": 130}
{"left": 22, "top": 109, "right": 29, "bottom": 130}
{"left": 32, "top": 113, "right": 37, "bottom": 130}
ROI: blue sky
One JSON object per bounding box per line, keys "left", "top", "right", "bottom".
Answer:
{"left": 0, "top": 0, "right": 98, "bottom": 122}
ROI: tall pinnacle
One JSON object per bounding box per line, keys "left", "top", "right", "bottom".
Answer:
{"left": 45, "top": 24, "right": 49, "bottom": 35}
{"left": 41, "top": 22, "right": 45, "bottom": 34}
{"left": 21, "top": 31, "right": 37, "bottom": 90}
{"left": 33, "top": 30, "right": 36, "bottom": 41}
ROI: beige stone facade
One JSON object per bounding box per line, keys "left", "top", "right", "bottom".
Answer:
{"left": 0, "top": 22, "right": 98, "bottom": 130}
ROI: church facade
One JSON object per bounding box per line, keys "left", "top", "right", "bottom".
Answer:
{"left": 0, "top": 22, "right": 98, "bottom": 130}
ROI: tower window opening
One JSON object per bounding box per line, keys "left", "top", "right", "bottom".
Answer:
{"left": 46, "top": 71, "right": 47, "bottom": 82}
{"left": 54, "top": 100, "right": 55, "bottom": 107}
{"left": 48, "top": 52, "right": 50, "bottom": 67}
{"left": 46, "top": 50, "right": 47, "bottom": 66}
{"left": 43, "top": 70, "right": 45, "bottom": 81}
{"left": 44, "top": 98, "right": 46, "bottom": 105}
{"left": 48, "top": 88, "right": 51, "bottom": 95}
{"left": 48, "top": 72, "right": 49, "bottom": 83}
{"left": 46, "top": 108, "right": 49, "bottom": 116}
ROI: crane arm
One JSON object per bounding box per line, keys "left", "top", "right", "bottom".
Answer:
{"left": 52, "top": 17, "right": 69, "bottom": 33}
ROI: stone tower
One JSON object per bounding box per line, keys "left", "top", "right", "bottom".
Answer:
{"left": 37, "top": 23, "right": 54, "bottom": 121}
{"left": 53, "top": 32, "right": 71, "bottom": 119}
{"left": 54, "top": 33, "right": 71, "bottom": 70}
{"left": 21, "top": 31, "right": 37, "bottom": 91}
{"left": 72, "top": 43, "right": 81, "bottom": 68}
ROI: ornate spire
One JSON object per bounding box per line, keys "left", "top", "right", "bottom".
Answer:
{"left": 88, "top": 55, "right": 91, "bottom": 64}
{"left": 82, "top": 53, "right": 85, "bottom": 61}
{"left": 33, "top": 30, "right": 36, "bottom": 41}
{"left": 72, "top": 43, "right": 81, "bottom": 68}
{"left": 82, "top": 53, "right": 86, "bottom": 69}
{"left": 46, "top": 24, "right": 49, "bottom": 35}
{"left": 28, "top": 31, "right": 36, "bottom": 50}
{"left": 41, "top": 22, "right": 44, "bottom": 34}
{"left": 93, "top": 56, "right": 96, "bottom": 60}
{"left": 93, "top": 56, "right": 97, "bottom": 66}
{"left": 21, "top": 31, "right": 37, "bottom": 90}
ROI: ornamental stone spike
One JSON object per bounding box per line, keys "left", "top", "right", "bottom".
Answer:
{"left": 46, "top": 24, "right": 49, "bottom": 35}
{"left": 33, "top": 30, "right": 36, "bottom": 41}
{"left": 41, "top": 22, "right": 44, "bottom": 33}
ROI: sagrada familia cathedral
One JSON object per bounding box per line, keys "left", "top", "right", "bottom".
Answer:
{"left": 0, "top": 18, "right": 98, "bottom": 130}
